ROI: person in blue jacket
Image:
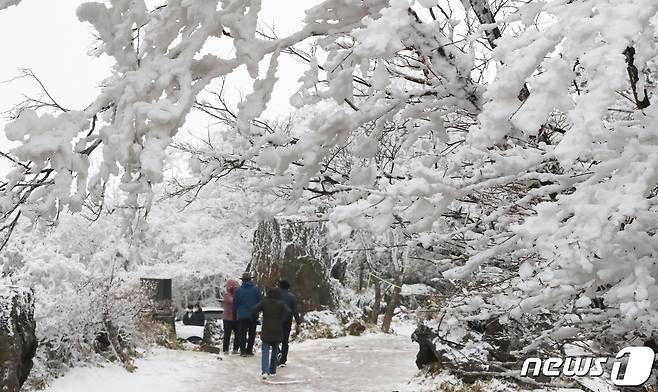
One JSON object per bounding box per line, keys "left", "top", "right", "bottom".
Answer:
{"left": 233, "top": 272, "right": 262, "bottom": 356}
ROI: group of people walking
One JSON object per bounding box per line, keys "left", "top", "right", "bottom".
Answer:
{"left": 222, "top": 272, "right": 303, "bottom": 379}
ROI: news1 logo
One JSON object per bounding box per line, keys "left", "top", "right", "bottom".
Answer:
{"left": 520, "top": 346, "right": 655, "bottom": 386}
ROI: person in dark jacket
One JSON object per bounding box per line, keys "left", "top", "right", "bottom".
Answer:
{"left": 233, "top": 272, "right": 262, "bottom": 356}
{"left": 182, "top": 304, "right": 194, "bottom": 325}
{"left": 251, "top": 287, "right": 291, "bottom": 379}
{"left": 222, "top": 279, "right": 240, "bottom": 354}
{"left": 277, "top": 280, "right": 303, "bottom": 366}
{"left": 190, "top": 303, "right": 205, "bottom": 326}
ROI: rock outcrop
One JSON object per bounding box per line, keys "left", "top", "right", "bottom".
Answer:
{"left": 250, "top": 217, "right": 335, "bottom": 312}
{"left": 0, "top": 285, "right": 37, "bottom": 392}
{"left": 411, "top": 318, "right": 527, "bottom": 384}
{"left": 411, "top": 324, "right": 439, "bottom": 369}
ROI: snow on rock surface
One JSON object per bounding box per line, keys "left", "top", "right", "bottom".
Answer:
{"left": 0, "top": 285, "right": 37, "bottom": 392}
{"left": 400, "top": 283, "right": 435, "bottom": 296}
{"left": 42, "top": 333, "right": 418, "bottom": 392}
{"left": 294, "top": 310, "right": 345, "bottom": 340}
{"left": 251, "top": 217, "right": 336, "bottom": 312}
{"left": 0, "top": 0, "right": 20, "bottom": 10}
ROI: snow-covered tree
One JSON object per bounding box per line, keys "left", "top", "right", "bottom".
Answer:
{"left": 2, "top": 0, "right": 657, "bottom": 385}
{"left": 172, "top": 0, "right": 658, "bottom": 375}
{"left": 0, "top": 174, "right": 256, "bottom": 385}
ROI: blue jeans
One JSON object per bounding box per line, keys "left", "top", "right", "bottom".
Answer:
{"left": 261, "top": 342, "right": 280, "bottom": 375}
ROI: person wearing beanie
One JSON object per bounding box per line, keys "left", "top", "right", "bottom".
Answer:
{"left": 277, "top": 279, "right": 303, "bottom": 367}
{"left": 251, "top": 287, "right": 291, "bottom": 379}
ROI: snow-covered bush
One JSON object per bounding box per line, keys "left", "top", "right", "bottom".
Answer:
{"left": 401, "top": 371, "right": 518, "bottom": 392}
{"left": 294, "top": 310, "right": 346, "bottom": 341}
{"left": 293, "top": 282, "right": 368, "bottom": 341}
{"left": 0, "top": 178, "right": 253, "bottom": 385}
{"left": 2, "top": 218, "right": 146, "bottom": 386}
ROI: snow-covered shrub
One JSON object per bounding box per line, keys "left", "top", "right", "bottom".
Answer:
{"left": 402, "top": 371, "right": 517, "bottom": 392}
{"left": 294, "top": 310, "right": 346, "bottom": 341}
{"left": 0, "top": 180, "right": 253, "bottom": 385}
{"left": 292, "top": 282, "right": 369, "bottom": 341}
{"left": 8, "top": 233, "right": 147, "bottom": 386}
{"left": 202, "top": 319, "right": 223, "bottom": 347}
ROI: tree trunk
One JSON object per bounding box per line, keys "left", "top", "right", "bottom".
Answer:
{"left": 358, "top": 260, "right": 364, "bottom": 292}
{"left": 370, "top": 282, "right": 381, "bottom": 324}
{"left": 103, "top": 317, "right": 134, "bottom": 371}
{"left": 381, "top": 282, "right": 401, "bottom": 333}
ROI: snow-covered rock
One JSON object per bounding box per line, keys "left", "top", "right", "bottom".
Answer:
{"left": 251, "top": 217, "right": 336, "bottom": 311}
{"left": 0, "top": 285, "right": 37, "bottom": 392}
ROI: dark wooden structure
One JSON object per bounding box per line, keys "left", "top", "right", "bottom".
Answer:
{"left": 140, "top": 278, "right": 174, "bottom": 327}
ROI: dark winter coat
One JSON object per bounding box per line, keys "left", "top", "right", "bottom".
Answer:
{"left": 182, "top": 311, "right": 193, "bottom": 325}
{"left": 251, "top": 288, "right": 291, "bottom": 344}
{"left": 279, "top": 288, "right": 302, "bottom": 324}
{"left": 190, "top": 309, "right": 205, "bottom": 326}
{"left": 234, "top": 281, "right": 262, "bottom": 320}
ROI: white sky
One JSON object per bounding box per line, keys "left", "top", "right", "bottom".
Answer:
{"left": 0, "top": 0, "right": 321, "bottom": 178}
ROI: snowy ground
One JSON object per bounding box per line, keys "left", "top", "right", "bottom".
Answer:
{"left": 43, "top": 333, "right": 418, "bottom": 392}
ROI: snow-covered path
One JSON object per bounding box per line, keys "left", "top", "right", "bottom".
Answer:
{"left": 43, "top": 333, "right": 418, "bottom": 392}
